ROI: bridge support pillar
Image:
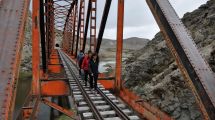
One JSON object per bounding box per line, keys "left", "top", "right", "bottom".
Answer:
{"left": 115, "top": 0, "right": 124, "bottom": 93}
{"left": 32, "top": 0, "right": 40, "bottom": 96}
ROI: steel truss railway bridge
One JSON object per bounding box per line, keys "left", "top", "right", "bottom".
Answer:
{"left": 0, "top": 0, "right": 214, "bottom": 119}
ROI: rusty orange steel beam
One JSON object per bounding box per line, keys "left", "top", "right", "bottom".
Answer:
{"left": 0, "top": 0, "right": 30, "bottom": 119}
{"left": 90, "top": 0, "right": 97, "bottom": 51}
{"left": 114, "top": 0, "right": 173, "bottom": 119}
{"left": 32, "top": 0, "right": 41, "bottom": 96}
{"left": 42, "top": 98, "right": 74, "bottom": 118}
{"left": 146, "top": 0, "right": 215, "bottom": 119}
{"left": 68, "top": 14, "right": 74, "bottom": 52}
{"left": 74, "top": 0, "right": 85, "bottom": 57}
{"left": 119, "top": 88, "right": 173, "bottom": 120}
{"left": 79, "top": 0, "right": 85, "bottom": 51}
{"left": 72, "top": 1, "right": 78, "bottom": 55}
{"left": 115, "top": 0, "right": 124, "bottom": 92}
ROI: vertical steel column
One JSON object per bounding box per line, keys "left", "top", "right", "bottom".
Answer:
{"left": 83, "top": 0, "right": 92, "bottom": 52}
{"left": 68, "top": 10, "right": 74, "bottom": 52}
{"left": 90, "top": 0, "right": 97, "bottom": 51}
{"left": 63, "top": 23, "right": 68, "bottom": 51}
{"left": 40, "top": 0, "right": 47, "bottom": 72}
{"left": 49, "top": 0, "right": 55, "bottom": 55}
{"left": 62, "top": 31, "right": 65, "bottom": 50}
{"left": 46, "top": 0, "right": 51, "bottom": 54}
{"left": 32, "top": 0, "right": 40, "bottom": 95}
{"left": 49, "top": 0, "right": 53, "bottom": 52}
{"left": 72, "top": 1, "right": 78, "bottom": 55}
{"left": 75, "top": 3, "right": 79, "bottom": 55}
{"left": 95, "top": 0, "right": 112, "bottom": 53}
{"left": 75, "top": 0, "right": 83, "bottom": 57}
{"left": 80, "top": 0, "right": 85, "bottom": 51}
{"left": 66, "top": 23, "right": 69, "bottom": 52}
{"left": 45, "top": 0, "right": 49, "bottom": 58}
{"left": 115, "top": 0, "right": 124, "bottom": 91}
{"left": 46, "top": 0, "right": 55, "bottom": 58}
{"left": 45, "top": 0, "right": 50, "bottom": 58}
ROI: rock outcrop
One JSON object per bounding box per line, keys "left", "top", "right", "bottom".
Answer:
{"left": 123, "top": 0, "right": 215, "bottom": 120}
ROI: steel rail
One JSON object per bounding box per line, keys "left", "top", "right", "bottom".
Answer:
{"left": 59, "top": 50, "right": 130, "bottom": 120}
{"left": 97, "top": 88, "right": 130, "bottom": 120}
{"left": 58, "top": 50, "right": 103, "bottom": 120}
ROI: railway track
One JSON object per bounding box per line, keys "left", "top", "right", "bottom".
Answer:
{"left": 58, "top": 49, "right": 141, "bottom": 120}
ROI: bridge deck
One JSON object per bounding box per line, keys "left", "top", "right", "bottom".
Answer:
{"left": 58, "top": 49, "right": 141, "bottom": 119}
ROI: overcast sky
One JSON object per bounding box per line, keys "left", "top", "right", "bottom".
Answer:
{"left": 99, "top": 0, "right": 208, "bottom": 40}
{"left": 30, "top": 0, "right": 208, "bottom": 40}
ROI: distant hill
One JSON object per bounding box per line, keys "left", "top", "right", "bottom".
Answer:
{"left": 98, "top": 37, "right": 149, "bottom": 60}
{"left": 100, "top": 37, "right": 149, "bottom": 50}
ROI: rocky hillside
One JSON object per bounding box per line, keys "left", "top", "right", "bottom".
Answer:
{"left": 123, "top": 0, "right": 215, "bottom": 120}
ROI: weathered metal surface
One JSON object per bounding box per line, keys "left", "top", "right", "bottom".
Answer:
{"left": 96, "top": 0, "right": 112, "bottom": 53}
{"left": 71, "top": 1, "right": 78, "bottom": 55}
{"left": 41, "top": 80, "right": 70, "bottom": 96}
{"left": 115, "top": 0, "right": 124, "bottom": 91}
{"left": 53, "top": 0, "right": 73, "bottom": 30}
{"left": 42, "top": 98, "right": 74, "bottom": 118}
{"left": 22, "top": 107, "right": 33, "bottom": 119}
{"left": 90, "top": 0, "right": 97, "bottom": 51}
{"left": 83, "top": 0, "right": 91, "bottom": 52}
{"left": 32, "top": 0, "right": 40, "bottom": 96}
{"left": 75, "top": 0, "right": 85, "bottom": 56}
{"left": 0, "top": 0, "right": 30, "bottom": 119}
{"left": 1, "top": 0, "right": 214, "bottom": 119}
{"left": 40, "top": 0, "right": 47, "bottom": 72}
{"left": 146, "top": 0, "right": 215, "bottom": 119}
{"left": 45, "top": 0, "right": 54, "bottom": 57}
{"left": 79, "top": 0, "right": 85, "bottom": 51}
{"left": 119, "top": 88, "right": 173, "bottom": 120}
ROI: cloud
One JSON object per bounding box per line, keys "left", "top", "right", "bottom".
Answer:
{"left": 99, "top": 0, "right": 208, "bottom": 39}
{"left": 102, "top": 24, "right": 160, "bottom": 40}
{"left": 30, "top": 0, "right": 208, "bottom": 40}
{"left": 169, "top": 0, "right": 208, "bottom": 17}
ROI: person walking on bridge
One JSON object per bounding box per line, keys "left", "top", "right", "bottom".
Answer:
{"left": 89, "top": 53, "right": 99, "bottom": 91}
{"left": 81, "top": 50, "right": 92, "bottom": 86}
{"left": 77, "top": 50, "right": 84, "bottom": 76}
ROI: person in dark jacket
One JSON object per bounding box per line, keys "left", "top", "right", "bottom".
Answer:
{"left": 77, "top": 50, "right": 84, "bottom": 76}
{"left": 81, "top": 50, "right": 92, "bottom": 86}
{"left": 89, "top": 53, "right": 99, "bottom": 90}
